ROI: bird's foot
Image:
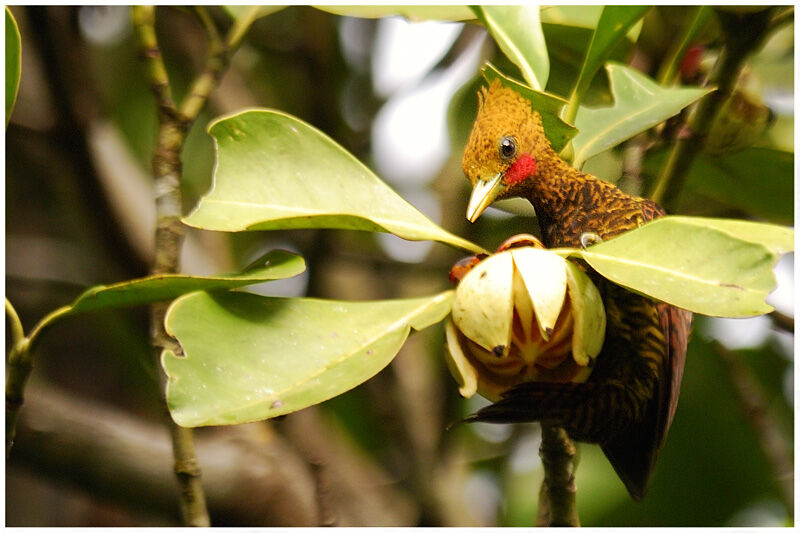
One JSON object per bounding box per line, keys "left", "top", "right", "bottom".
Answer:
{"left": 580, "top": 232, "right": 602, "bottom": 248}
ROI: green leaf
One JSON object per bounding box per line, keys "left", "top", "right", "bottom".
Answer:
{"left": 162, "top": 290, "right": 454, "bottom": 427}
{"left": 571, "top": 63, "right": 712, "bottom": 168}
{"left": 481, "top": 63, "right": 578, "bottom": 153}
{"left": 644, "top": 147, "right": 794, "bottom": 226}
{"left": 185, "top": 109, "right": 484, "bottom": 254}
{"left": 541, "top": 5, "right": 606, "bottom": 27}
{"left": 70, "top": 250, "right": 305, "bottom": 313}
{"left": 6, "top": 7, "right": 21, "bottom": 126}
{"left": 564, "top": 5, "right": 650, "bottom": 122}
{"left": 473, "top": 6, "right": 549, "bottom": 91}
{"left": 222, "top": 6, "right": 284, "bottom": 20}
{"left": 540, "top": 7, "right": 640, "bottom": 105}
{"left": 559, "top": 216, "right": 793, "bottom": 317}
{"left": 541, "top": 4, "right": 643, "bottom": 38}
{"left": 312, "top": 5, "right": 475, "bottom": 21}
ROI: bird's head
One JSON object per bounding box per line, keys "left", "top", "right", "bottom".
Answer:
{"left": 462, "top": 79, "right": 553, "bottom": 222}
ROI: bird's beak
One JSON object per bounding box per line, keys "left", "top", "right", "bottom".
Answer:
{"left": 466, "top": 173, "right": 505, "bottom": 223}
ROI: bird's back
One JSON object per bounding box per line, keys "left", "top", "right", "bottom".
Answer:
{"left": 537, "top": 174, "right": 693, "bottom": 499}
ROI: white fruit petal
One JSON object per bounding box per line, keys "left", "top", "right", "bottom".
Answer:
{"left": 452, "top": 251, "right": 514, "bottom": 357}
{"left": 511, "top": 248, "right": 568, "bottom": 341}
{"left": 444, "top": 317, "right": 478, "bottom": 398}
{"left": 512, "top": 265, "right": 534, "bottom": 342}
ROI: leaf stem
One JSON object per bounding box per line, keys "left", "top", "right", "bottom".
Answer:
{"left": 225, "top": 6, "right": 262, "bottom": 50}
{"left": 538, "top": 422, "right": 580, "bottom": 526}
{"left": 6, "top": 335, "right": 31, "bottom": 458}
{"left": 26, "top": 305, "right": 72, "bottom": 352}
{"left": 5, "top": 298, "right": 28, "bottom": 457}
{"left": 5, "top": 300, "right": 73, "bottom": 457}
{"left": 6, "top": 298, "right": 24, "bottom": 347}
{"left": 649, "top": 9, "right": 774, "bottom": 210}
{"left": 655, "top": 6, "right": 712, "bottom": 86}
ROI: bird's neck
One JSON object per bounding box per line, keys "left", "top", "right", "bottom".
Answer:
{"left": 521, "top": 147, "right": 620, "bottom": 247}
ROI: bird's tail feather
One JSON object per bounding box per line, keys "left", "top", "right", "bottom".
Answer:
{"left": 465, "top": 380, "right": 656, "bottom": 500}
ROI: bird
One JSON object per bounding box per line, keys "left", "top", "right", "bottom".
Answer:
{"left": 459, "top": 78, "right": 693, "bottom": 501}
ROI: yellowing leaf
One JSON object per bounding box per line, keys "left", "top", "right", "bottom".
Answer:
{"left": 185, "top": 110, "right": 484, "bottom": 254}
{"left": 163, "top": 290, "right": 454, "bottom": 427}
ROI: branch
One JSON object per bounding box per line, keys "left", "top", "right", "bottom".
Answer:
{"left": 10, "top": 383, "right": 318, "bottom": 525}
{"left": 132, "top": 5, "right": 205, "bottom": 525}
{"left": 11, "top": 383, "right": 420, "bottom": 525}
{"left": 281, "top": 407, "right": 420, "bottom": 526}
{"left": 131, "top": 5, "right": 263, "bottom": 525}
{"left": 649, "top": 8, "right": 774, "bottom": 210}
{"left": 538, "top": 422, "right": 580, "bottom": 526}
{"left": 712, "top": 342, "right": 794, "bottom": 511}
{"left": 768, "top": 310, "right": 793, "bottom": 335}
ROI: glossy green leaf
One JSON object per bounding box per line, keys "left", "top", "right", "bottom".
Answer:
{"left": 481, "top": 63, "right": 578, "bottom": 153}
{"left": 473, "top": 6, "right": 549, "bottom": 91}
{"left": 70, "top": 250, "right": 305, "bottom": 313}
{"left": 185, "top": 109, "right": 484, "bottom": 254}
{"left": 539, "top": 6, "right": 642, "bottom": 105}
{"left": 558, "top": 216, "right": 793, "bottom": 317}
{"left": 313, "top": 5, "right": 474, "bottom": 21}
{"left": 644, "top": 147, "right": 793, "bottom": 226}
{"left": 162, "top": 290, "right": 454, "bottom": 427}
{"left": 6, "top": 7, "right": 21, "bottom": 125}
{"left": 223, "top": 6, "right": 284, "bottom": 20}
{"left": 571, "top": 63, "right": 712, "bottom": 168}
{"left": 566, "top": 6, "right": 649, "bottom": 113}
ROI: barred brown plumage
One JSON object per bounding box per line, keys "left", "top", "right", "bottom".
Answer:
{"left": 460, "top": 79, "right": 693, "bottom": 500}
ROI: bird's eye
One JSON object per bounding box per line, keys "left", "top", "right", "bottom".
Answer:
{"left": 499, "top": 136, "right": 517, "bottom": 161}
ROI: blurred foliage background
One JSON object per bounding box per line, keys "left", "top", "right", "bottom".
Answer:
{"left": 5, "top": 5, "right": 794, "bottom": 526}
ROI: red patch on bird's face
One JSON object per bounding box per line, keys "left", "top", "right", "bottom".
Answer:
{"left": 504, "top": 154, "right": 537, "bottom": 185}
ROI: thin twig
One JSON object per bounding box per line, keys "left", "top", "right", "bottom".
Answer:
{"left": 538, "top": 422, "right": 580, "bottom": 526}
{"left": 712, "top": 341, "right": 793, "bottom": 511}
{"left": 768, "top": 310, "right": 793, "bottom": 335}
{"left": 649, "top": 8, "right": 774, "bottom": 210}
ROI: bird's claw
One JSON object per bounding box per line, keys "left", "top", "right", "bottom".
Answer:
{"left": 580, "top": 232, "right": 602, "bottom": 248}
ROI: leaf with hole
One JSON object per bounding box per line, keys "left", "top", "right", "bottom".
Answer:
{"left": 162, "top": 290, "right": 454, "bottom": 427}
{"left": 185, "top": 110, "right": 484, "bottom": 254}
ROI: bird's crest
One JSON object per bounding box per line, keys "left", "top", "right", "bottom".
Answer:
{"left": 462, "top": 79, "right": 552, "bottom": 185}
